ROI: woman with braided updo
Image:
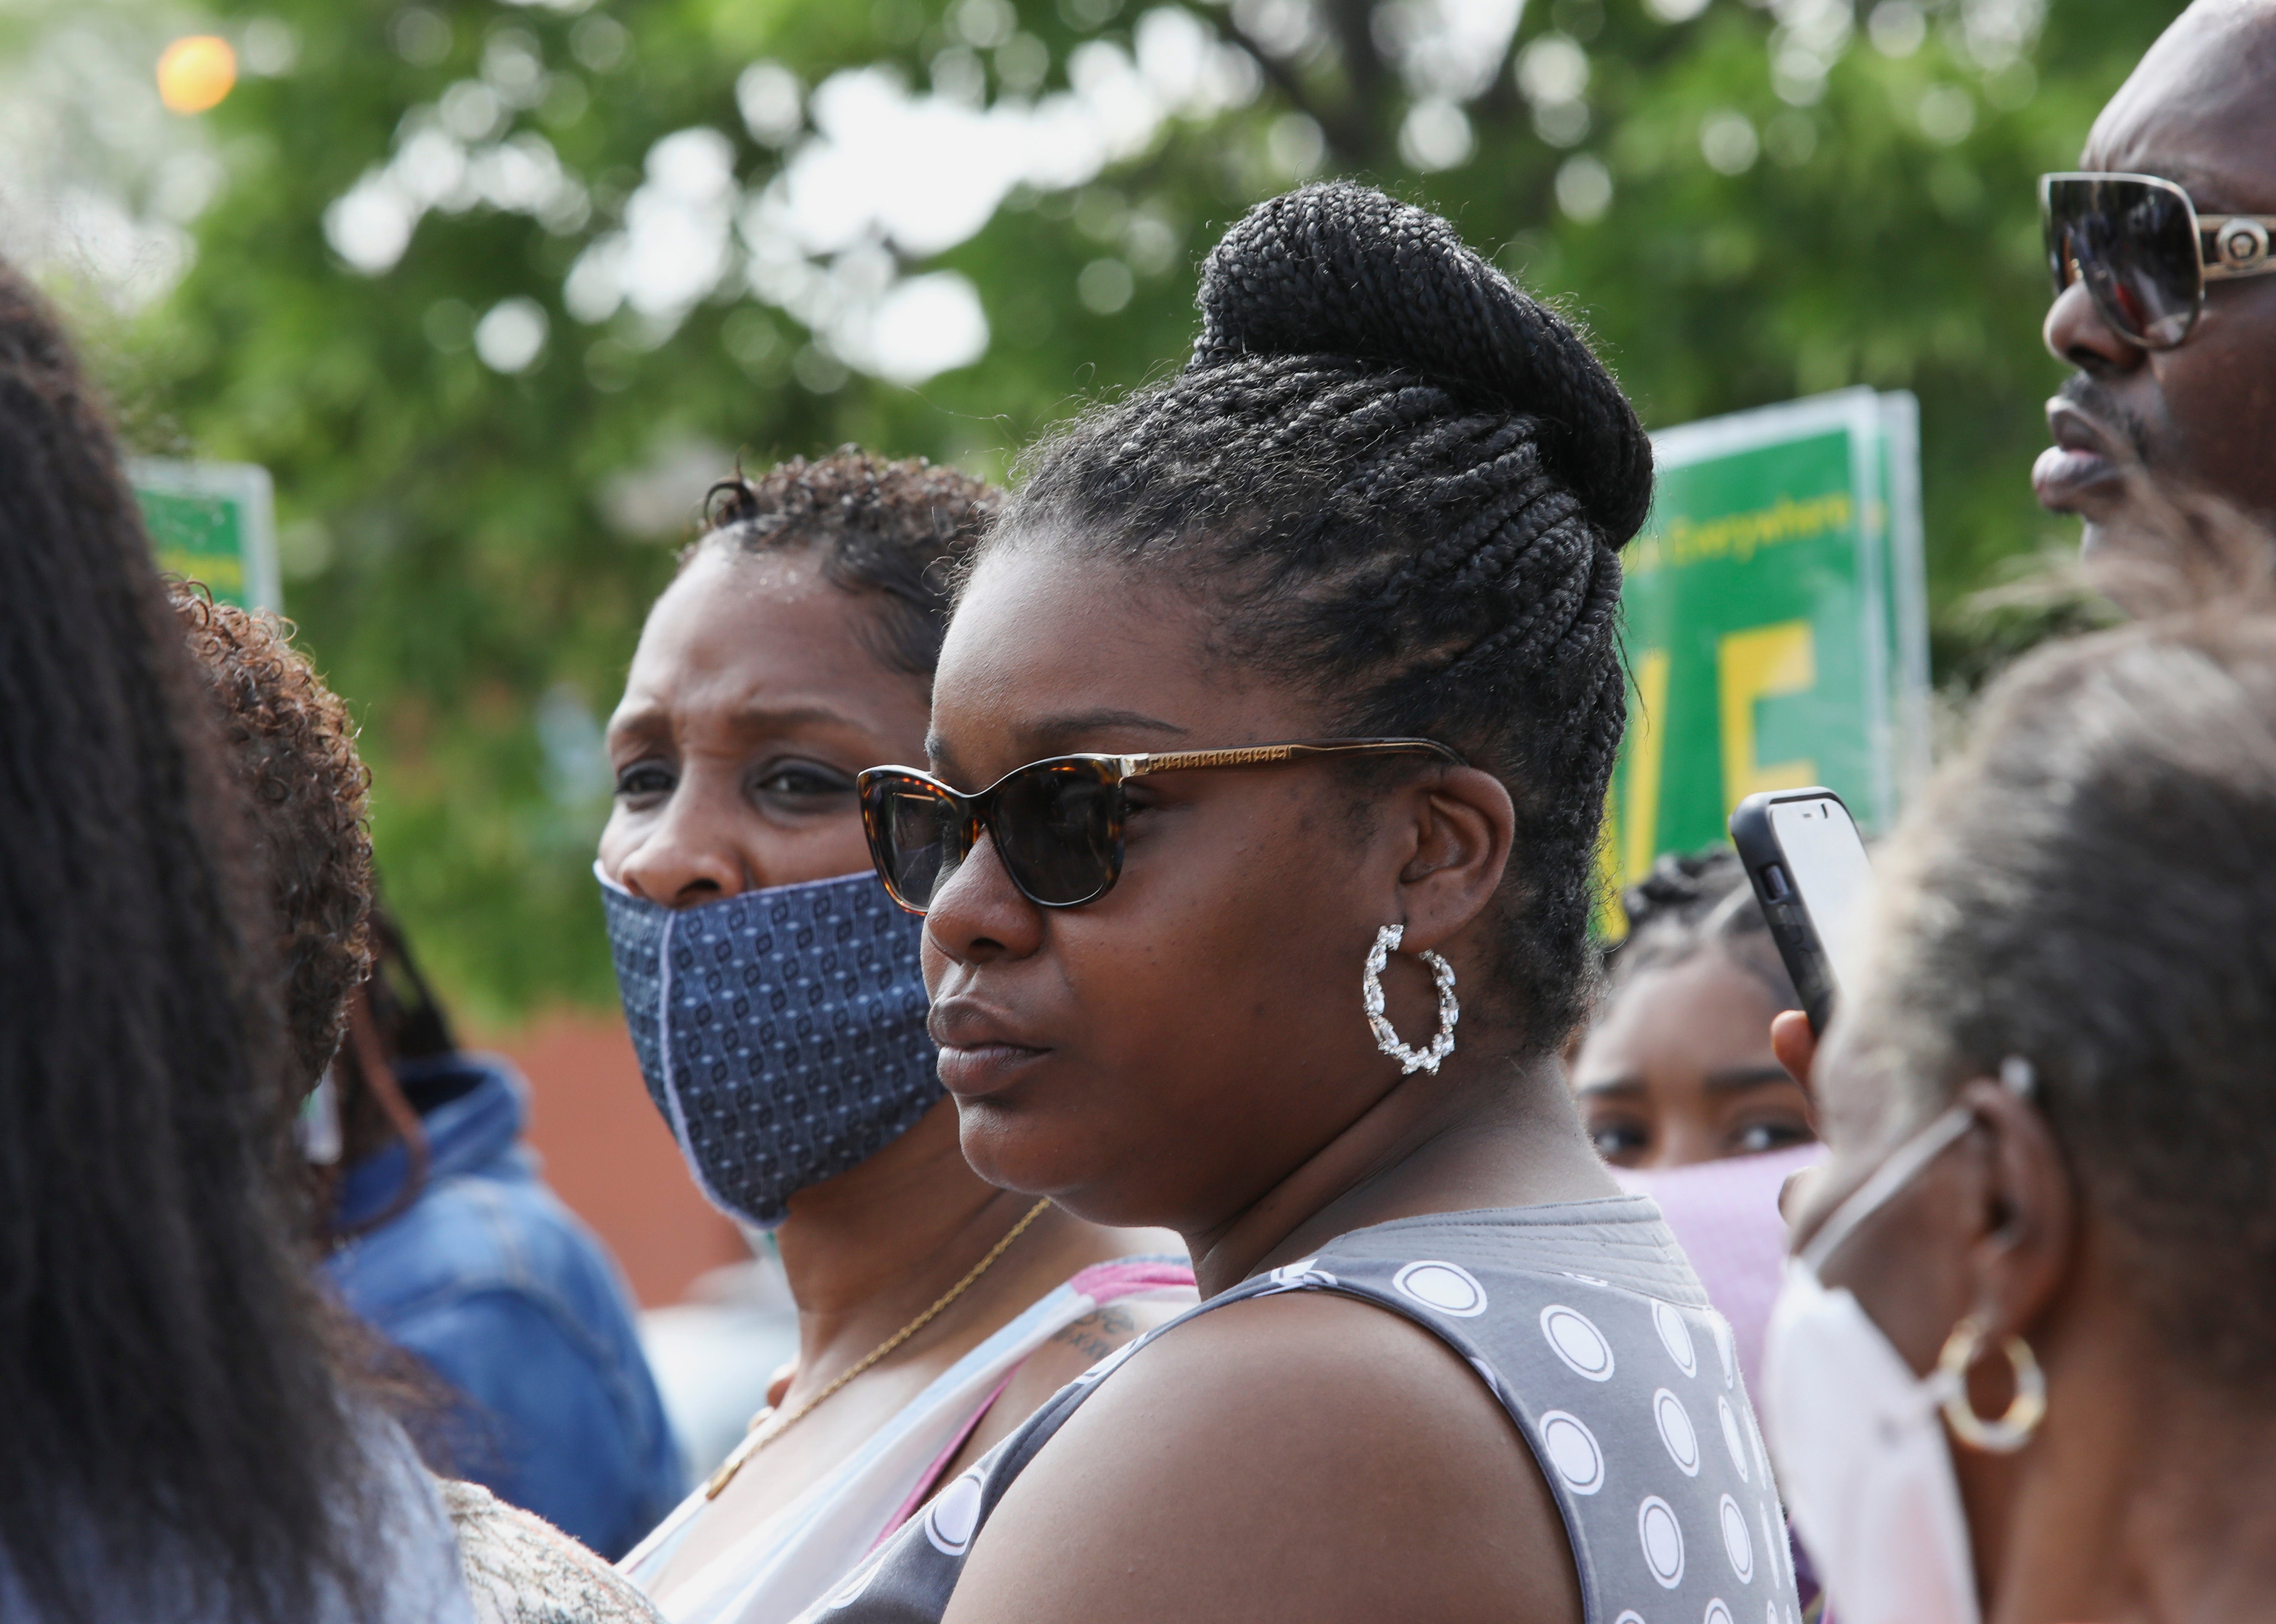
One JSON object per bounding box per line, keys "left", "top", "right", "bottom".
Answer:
{"left": 820, "top": 183, "right": 1798, "bottom": 1624}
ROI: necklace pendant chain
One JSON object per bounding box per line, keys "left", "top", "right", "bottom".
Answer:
{"left": 702, "top": 1198, "right": 1054, "bottom": 1501}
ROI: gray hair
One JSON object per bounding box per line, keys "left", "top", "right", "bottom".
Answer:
{"left": 1856, "top": 595, "right": 2276, "bottom": 1391}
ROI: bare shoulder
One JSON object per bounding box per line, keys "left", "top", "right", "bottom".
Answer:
{"left": 944, "top": 1288, "right": 1194, "bottom": 1472}
{"left": 940, "top": 1289, "right": 1580, "bottom": 1624}
{"left": 1033, "top": 1288, "right": 1192, "bottom": 1380}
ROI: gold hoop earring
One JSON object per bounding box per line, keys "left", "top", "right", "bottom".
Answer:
{"left": 1935, "top": 1315, "right": 2046, "bottom": 1453}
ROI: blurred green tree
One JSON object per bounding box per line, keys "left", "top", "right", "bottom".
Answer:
{"left": 118, "top": 0, "right": 2165, "bottom": 1019}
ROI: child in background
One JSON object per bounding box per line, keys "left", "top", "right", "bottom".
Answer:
{"left": 1572, "top": 847, "right": 1820, "bottom": 1416}
{"left": 1572, "top": 846, "right": 1823, "bottom": 1614}
{"left": 1571, "top": 847, "right": 1816, "bottom": 1171}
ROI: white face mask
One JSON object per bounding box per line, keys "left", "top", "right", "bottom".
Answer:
{"left": 1761, "top": 1062, "right": 2032, "bottom": 1624}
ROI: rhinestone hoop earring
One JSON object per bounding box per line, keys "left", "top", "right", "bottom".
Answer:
{"left": 1362, "top": 924, "right": 1460, "bottom": 1075}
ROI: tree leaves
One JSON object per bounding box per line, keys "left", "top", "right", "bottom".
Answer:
{"left": 136, "top": 0, "right": 2162, "bottom": 1018}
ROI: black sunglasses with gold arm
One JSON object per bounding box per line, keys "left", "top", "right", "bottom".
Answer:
{"left": 858, "top": 738, "right": 1468, "bottom": 914}
{"left": 2042, "top": 171, "right": 2276, "bottom": 350}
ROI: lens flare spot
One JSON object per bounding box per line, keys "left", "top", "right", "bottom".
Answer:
{"left": 159, "top": 35, "right": 237, "bottom": 114}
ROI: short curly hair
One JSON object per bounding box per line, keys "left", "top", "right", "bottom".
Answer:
{"left": 685, "top": 448, "right": 1001, "bottom": 683}
{"left": 171, "top": 585, "right": 373, "bottom": 1087}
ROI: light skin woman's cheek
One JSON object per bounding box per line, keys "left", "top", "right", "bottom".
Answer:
{"left": 596, "top": 815, "right": 631, "bottom": 881}
{"left": 1802, "top": 1046, "right": 1980, "bottom": 1367}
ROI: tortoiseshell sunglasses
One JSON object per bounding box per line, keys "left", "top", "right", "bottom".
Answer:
{"left": 858, "top": 738, "right": 1465, "bottom": 913}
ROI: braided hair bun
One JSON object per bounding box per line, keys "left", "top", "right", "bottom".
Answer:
{"left": 989, "top": 183, "right": 1654, "bottom": 1052}
{"left": 1192, "top": 182, "right": 1652, "bottom": 546}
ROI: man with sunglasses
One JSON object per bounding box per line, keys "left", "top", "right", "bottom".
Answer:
{"left": 2036, "top": 0, "right": 2276, "bottom": 556}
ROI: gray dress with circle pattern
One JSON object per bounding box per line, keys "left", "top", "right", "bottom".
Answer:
{"left": 793, "top": 1196, "right": 1801, "bottom": 1624}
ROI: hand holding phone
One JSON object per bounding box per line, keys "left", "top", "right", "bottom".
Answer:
{"left": 1728, "top": 788, "right": 1872, "bottom": 1035}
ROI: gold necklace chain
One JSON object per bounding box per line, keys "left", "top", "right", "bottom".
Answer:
{"left": 703, "top": 1198, "right": 1054, "bottom": 1501}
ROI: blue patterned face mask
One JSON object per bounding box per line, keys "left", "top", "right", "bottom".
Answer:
{"left": 598, "top": 865, "right": 942, "bottom": 1229}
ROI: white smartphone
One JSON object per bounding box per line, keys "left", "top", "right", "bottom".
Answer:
{"left": 1727, "top": 787, "right": 1873, "bottom": 1034}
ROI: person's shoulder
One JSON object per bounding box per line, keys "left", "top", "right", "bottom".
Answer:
{"left": 1072, "top": 1283, "right": 1498, "bottom": 1426}
{"left": 439, "top": 1477, "right": 666, "bottom": 1624}
{"left": 1024, "top": 1279, "right": 1196, "bottom": 1389}
{"left": 945, "top": 1279, "right": 1196, "bottom": 1471}
{"left": 941, "top": 1287, "right": 1581, "bottom": 1624}
{"left": 333, "top": 1161, "right": 631, "bottom": 1321}
{"left": 329, "top": 1176, "right": 524, "bottom": 1311}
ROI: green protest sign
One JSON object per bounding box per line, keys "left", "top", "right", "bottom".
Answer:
{"left": 131, "top": 458, "right": 281, "bottom": 613}
{"left": 1601, "top": 388, "right": 1927, "bottom": 926}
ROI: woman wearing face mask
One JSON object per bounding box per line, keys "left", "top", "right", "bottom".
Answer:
{"left": 598, "top": 454, "right": 1193, "bottom": 1623}
{"left": 1572, "top": 850, "right": 1819, "bottom": 1416}
{"left": 815, "top": 183, "right": 1799, "bottom": 1624}
{"left": 1764, "top": 600, "right": 2276, "bottom": 1624}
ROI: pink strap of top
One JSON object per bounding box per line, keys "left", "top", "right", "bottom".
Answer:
{"left": 1063, "top": 1259, "right": 1195, "bottom": 1301}
{"left": 872, "top": 1258, "right": 1195, "bottom": 1545}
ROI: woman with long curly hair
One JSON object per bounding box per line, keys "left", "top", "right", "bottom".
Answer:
{"left": 168, "top": 584, "right": 682, "bottom": 1575}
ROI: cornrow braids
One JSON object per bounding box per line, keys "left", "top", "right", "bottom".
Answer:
{"left": 988, "top": 182, "right": 1653, "bottom": 1052}
{"left": 687, "top": 448, "right": 1001, "bottom": 683}
{"left": 1603, "top": 847, "right": 1796, "bottom": 1012}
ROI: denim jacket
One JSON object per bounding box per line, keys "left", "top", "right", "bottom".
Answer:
{"left": 325, "top": 1053, "right": 684, "bottom": 1560}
